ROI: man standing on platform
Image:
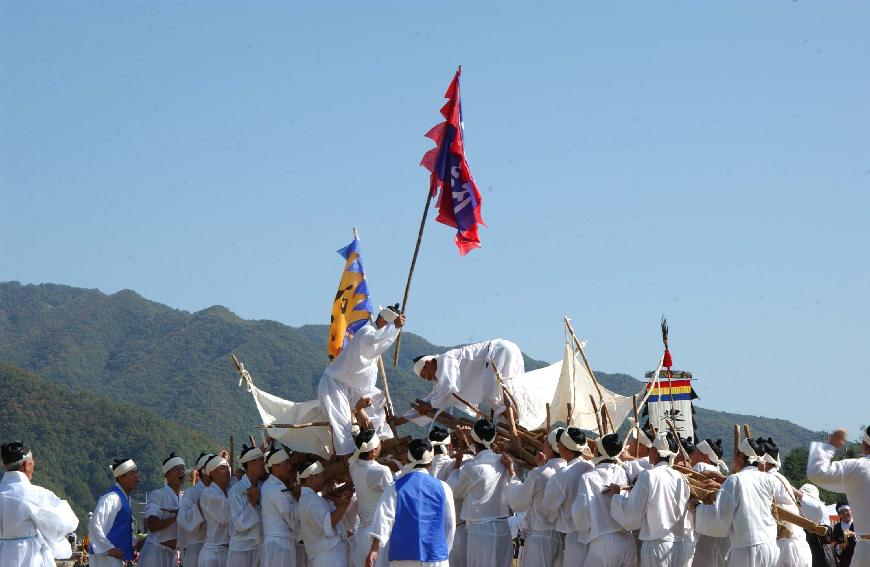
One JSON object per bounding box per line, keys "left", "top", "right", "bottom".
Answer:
{"left": 138, "top": 452, "right": 186, "bottom": 567}
{"left": 89, "top": 458, "right": 141, "bottom": 567}
{"left": 228, "top": 444, "right": 265, "bottom": 566}
{"left": 0, "top": 441, "right": 79, "bottom": 566}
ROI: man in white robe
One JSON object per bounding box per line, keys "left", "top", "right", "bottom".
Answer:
{"left": 428, "top": 426, "right": 470, "bottom": 567}
{"left": 319, "top": 305, "right": 405, "bottom": 456}
{"left": 396, "top": 339, "right": 524, "bottom": 425}
{"left": 366, "top": 439, "right": 456, "bottom": 567}
{"left": 694, "top": 437, "right": 781, "bottom": 567}
{"left": 138, "top": 452, "right": 186, "bottom": 567}
{"left": 760, "top": 438, "right": 813, "bottom": 567}
{"left": 539, "top": 427, "right": 592, "bottom": 567}
{"left": 0, "top": 441, "right": 79, "bottom": 567}
{"left": 260, "top": 446, "right": 299, "bottom": 567}
{"left": 509, "top": 427, "right": 566, "bottom": 567}
{"left": 610, "top": 432, "right": 694, "bottom": 567}
{"left": 228, "top": 444, "right": 266, "bottom": 567}
{"left": 806, "top": 426, "right": 870, "bottom": 567}
{"left": 571, "top": 433, "right": 636, "bottom": 567}
{"left": 447, "top": 419, "right": 518, "bottom": 567}
{"left": 89, "top": 457, "right": 142, "bottom": 567}
{"left": 296, "top": 458, "right": 353, "bottom": 567}
{"left": 622, "top": 422, "right": 654, "bottom": 485}
{"left": 178, "top": 452, "right": 214, "bottom": 567}
{"left": 199, "top": 455, "right": 232, "bottom": 567}
{"left": 349, "top": 428, "right": 394, "bottom": 567}
{"left": 690, "top": 439, "right": 729, "bottom": 566}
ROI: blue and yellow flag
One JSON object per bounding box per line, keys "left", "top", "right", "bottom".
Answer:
{"left": 328, "top": 237, "right": 374, "bottom": 359}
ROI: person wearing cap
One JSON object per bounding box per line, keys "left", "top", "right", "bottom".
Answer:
{"left": 508, "top": 427, "right": 567, "bottom": 567}
{"left": 296, "top": 457, "right": 353, "bottom": 567}
{"left": 138, "top": 452, "right": 186, "bottom": 567}
{"left": 571, "top": 432, "right": 636, "bottom": 567}
{"left": 348, "top": 428, "right": 394, "bottom": 567}
{"left": 260, "top": 445, "right": 299, "bottom": 567}
{"left": 199, "top": 454, "right": 233, "bottom": 567}
{"left": 395, "top": 338, "right": 524, "bottom": 427}
{"left": 610, "top": 432, "right": 693, "bottom": 567}
{"left": 319, "top": 304, "right": 406, "bottom": 457}
{"left": 539, "top": 427, "right": 593, "bottom": 567}
{"left": 446, "top": 419, "right": 518, "bottom": 567}
{"left": 622, "top": 420, "right": 655, "bottom": 484}
{"left": 694, "top": 437, "right": 781, "bottom": 566}
{"left": 227, "top": 444, "right": 266, "bottom": 566}
{"left": 366, "top": 439, "right": 456, "bottom": 567}
{"left": 89, "top": 457, "right": 141, "bottom": 567}
{"left": 807, "top": 426, "right": 870, "bottom": 566}
{"left": 177, "top": 452, "right": 214, "bottom": 567}
{"left": 760, "top": 438, "right": 814, "bottom": 567}
{"left": 0, "top": 441, "right": 79, "bottom": 566}
{"left": 690, "top": 439, "right": 729, "bottom": 566}
{"left": 833, "top": 504, "right": 856, "bottom": 566}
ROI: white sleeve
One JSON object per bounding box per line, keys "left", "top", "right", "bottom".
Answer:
{"left": 229, "top": 483, "right": 261, "bottom": 533}
{"left": 89, "top": 492, "right": 121, "bottom": 554}
{"left": 30, "top": 489, "right": 79, "bottom": 560}
{"left": 428, "top": 357, "right": 461, "bottom": 409}
{"left": 694, "top": 475, "right": 738, "bottom": 538}
{"left": 177, "top": 485, "right": 204, "bottom": 532}
{"left": 806, "top": 442, "right": 851, "bottom": 494}
{"left": 799, "top": 493, "right": 828, "bottom": 525}
{"left": 359, "top": 325, "right": 401, "bottom": 359}
{"left": 508, "top": 468, "right": 537, "bottom": 513}
{"left": 610, "top": 471, "right": 649, "bottom": 532}
{"left": 571, "top": 477, "right": 593, "bottom": 533}
{"left": 442, "top": 482, "right": 456, "bottom": 551}
{"left": 447, "top": 464, "right": 473, "bottom": 501}
{"left": 368, "top": 484, "right": 397, "bottom": 547}
{"left": 200, "top": 490, "right": 229, "bottom": 531}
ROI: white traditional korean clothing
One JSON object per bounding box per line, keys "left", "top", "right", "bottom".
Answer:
{"left": 227, "top": 474, "right": 262, "bottom": 567}
{"left": 806, "top": 441, "right": 870, "bottom": 566}
{"left": 138, "top": 483, "right": 182, "bottom": 567}
{"left": 695, "top": 465, "right": 780, "bottom": 567}
{"left": 0, "top": 471, "right": 78, "bottom": 567}
{"left": 297, "top": 486, "right": 348, "bottom": 567}
{"left": 260, "top": 474, "right": 298, "bottom": 567}
{"left": 319, "top": 323, "right": 400, "bottom": 456}
{"left": 571, "top": 461, "right": 636, "bottom": 567}
{"left": 405, "top": 339, "right": 524, "bottom": 423}
{"left": 509, "top": 457, "right": 565, "bottom": 567}
{"left": 610, "top": 461, "right": 693, "bottom": 567}
{"left": 447, "top": 448, "right": 518, "bottom": 567}
{"left": 349, "top": 458, "right": 393, "bottom": 567}
{"left": 199, "top": 483, "right": 230, "bottom": 567}
{"left": 691, "top": 462, "right": 728, "bottom": 567}
{"left": 623, "top": 456, "right": 653, "bottom": 484}
{"left": 368, "top": 468, "right": 456, "bottom": 567}
{"left": 89, "top": 484, "right": 137, "bottom": 567}
{"left": 178, "top": 480, "right": 208, "bottom": 567}
{"left": 430, "top": 453, "right": 470, "bottom": 567}
{"left": 541, "top": 456, "right": 593, "bottom": 567}
{"left": 766, "top": 467, "right": 812, "bottom": 567}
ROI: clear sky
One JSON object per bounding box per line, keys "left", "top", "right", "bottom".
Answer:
{"left": 2, "top": 2, "right": 868, "bottom": 435}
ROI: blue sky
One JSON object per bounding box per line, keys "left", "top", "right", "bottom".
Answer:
{"left": 2, "top": 2, "right": 868, "bottom": 434}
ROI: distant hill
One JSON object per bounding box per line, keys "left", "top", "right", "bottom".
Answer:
{"left": 0, "top": 281, "right": 824, "bottom": 466}
{"left": 0, "top": 360, "right": 217, "bottom": 529}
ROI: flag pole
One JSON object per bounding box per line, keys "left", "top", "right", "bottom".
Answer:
{"left": 391, "top": 189, "right": 435, "bottom": 367}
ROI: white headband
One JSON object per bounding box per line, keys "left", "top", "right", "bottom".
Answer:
{"left": 547, "top": 428, "right": 563, "bottom": 452}
{"left": 298, "top": 461, "right": 324, "bottom": 481}
{"left": 377, "top": 306, "right": 399, "bottom": 324}
{"left": 162, "top": 456, "right": 185, "bottom": 474}
{"left": 266, "top": 449, "right": 289, "bottom": 470}
{"left": 205, "top": 456, "right": 228, "bottom": 476}
{"left": 695, "top": 440, "right": 723, "bottom": 466}
{"left": 196, "top": 454, "right": 214, "bottom": 471}
{"left": 593, "top": 437, "right": 621, "bottom": 464}
{"left": 652, "top": 434, "right": 676, "bottom": 459}
{"left": 239, "top": 448, "right": 263, "bottom": 465}
{"left": 559, "top": 431, "right": 585, "bottom": 452}
{"left": 470, "top": 427, "right": 495, "bottom": 448}
{"left": 738, "top": 438, "right": 762, "bottom": 465}
{"left": 627, "top": 418, "right": 652, "bottom": 448}
{"left": 430, "top": 435, "right": 452, "bottom": 447}
{"left": 762, "top": 453, "right": 781, "bottom": 468}
{"left": 5, "top": 451, "right": 32, "bottom": 469}
{"left": 413, "top": 356, "right": 436, "bottom": 377}
{"left": 111, "top": 459, "right": 137, "bottom": 478}
{"left": 838, "top": 504, "right": 851, "bottom": 512}
{"left": 350, "top": 435, "right": 381, "bottom": 463}
{"left": 408, "top": 447, "right": 435, "bottom": 466}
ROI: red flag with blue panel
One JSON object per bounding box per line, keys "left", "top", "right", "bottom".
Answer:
{"left": 420, "top": 67, "right": 485, "bottom": 255}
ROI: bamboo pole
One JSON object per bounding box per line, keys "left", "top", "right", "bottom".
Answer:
{"left": 564, "top": 317, "right": 615, "bottom": 431}
{"left": 566, "top": 403, "right": 573, "bottom": 427}
{"left": 258, "top": 422, "right": 331, "bottom": 429}
{"left": 391, "top": 189, "right": 435, "bottom": 367}
{"left": 743, "top": 424, "right": 752, "bottom": 439}
{"left": 589, "top": 395, "right": 603, "bottom": 436}
{"left": 545, "top": 403, "right": 551, "bottom": 433}
{"left": 601, "top": 404, "right": 612, "bottom": 435}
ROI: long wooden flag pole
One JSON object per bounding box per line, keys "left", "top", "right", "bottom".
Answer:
{"left": 565, "top": 317, "right": 615, "bottom": 431}
{"left": 391, "top": 191, "right": 435, "bottom": 367}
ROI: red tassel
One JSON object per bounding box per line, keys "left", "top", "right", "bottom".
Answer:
{"left": 663, "top": 349, "right": 673, "bottom": 369}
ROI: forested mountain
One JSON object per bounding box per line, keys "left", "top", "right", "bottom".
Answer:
{"left": 0, "top": 360, "right": 216, "bottom": 528}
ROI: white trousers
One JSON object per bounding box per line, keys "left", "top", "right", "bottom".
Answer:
{"left": 198, "top": 544, "right": 228, "bottom": 567}
{"left": 852, "top": 540, "right": 870, "bottom": 566}
{"left": 582, "top": 531, "right": 636, "bottom": 567}
{"left": 775, "top": 537, "right": 812, "bottom": 567}
{"left": 562, "top": 533, "right": 588, "bottom": 567}
{"left": 693, "top": 535, "right": 728, "bottom": 567}
{"left": 137, "top": 542, "right": 177, "bottom": 567}
{"left": 318, "top": 374, "right": 392, "bottom": 456}
{"left": 351, "top": 530, "right": 390, "bottom": 567}
{"left": 466, "top": 518, "right": 513, "bottom": 567}
{"left": 727, "top": 542, "right": 780, "bottom": 567}
{"left": 309, "top": 541, "right": 349, "bottom": 567}
{"left": 521, "top": 528, "right": 563, "bottom": 567}
{"left": 227, "top": 547, "right": 260, "bottom": 567}
{"left": 296, "top": 542, "right": 308, "bottom": 567}
{"left": 449, "top": 525, "right": 467, "bottom": 567}
{"left": 89, "top": 555, "right": 125, "bottom": 567}
{"left": 261, "top": 538, "right": 297, "bottom": 567}
{"left": 183, "top": 542, "right": 204, "bottom": 567}
{"left": 640, "top": 538, "right": 694, "bottom": 567}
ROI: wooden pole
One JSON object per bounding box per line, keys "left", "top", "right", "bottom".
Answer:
{"left": 451, "top": 393, "right": 486, "bottom": 418}
{"left": 258, "top": 422, "right": 331, "bottom": 429}
{"left": 732, "top": 424, "right": 740, "bottom": 473}
{"left": 564, "top": 317, "right": 615, "bottom": 431}
{"left": 632, "top": 395, "right": 640, "bottom": 457}
{"left": 391, "top": 191, "right": 435, "bottom": 367}
{"left": 589, "top": 395, "right": 603, "bottom": 436}
{"left": 545, "top": 403, "right": 551, "bottom": 433}
{"left": 377, "top": 355, "right": 398, "bottom": 436}
{"left": 601, "top": 404, "right": 612, "bottom": 435}
{"left": 743, "top": 424, "right": 752, "bottom": 440}
{"left": 566, "top": 403, "right": 573, "bottom": 427}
